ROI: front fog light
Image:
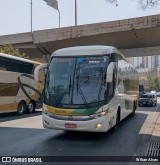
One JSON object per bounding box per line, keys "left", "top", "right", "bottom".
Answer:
{"left": 95, "top": 123, "right": 102, "bottom": 129}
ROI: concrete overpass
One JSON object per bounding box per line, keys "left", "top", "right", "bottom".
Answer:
{"left": 0, "top": 14, "right": 160, "bottom": 61}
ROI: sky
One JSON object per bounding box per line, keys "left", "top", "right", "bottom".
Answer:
{"left": 0, "top": 0, "right": 160, "bottom": 35}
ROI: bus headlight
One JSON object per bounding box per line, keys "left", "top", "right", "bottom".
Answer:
{"left": 89, "top": 109, "right": 108, "bottom": 119}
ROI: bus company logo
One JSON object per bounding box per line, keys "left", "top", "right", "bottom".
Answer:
{"left": 2, "top": 157, "right": 11, "bottom": 162}
{"left": 55, "top": 110, "right": 67, "bottom": 115}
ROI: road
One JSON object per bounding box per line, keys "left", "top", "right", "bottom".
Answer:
{"left": 0, "top": 100, "right": 160, "bottom": 165}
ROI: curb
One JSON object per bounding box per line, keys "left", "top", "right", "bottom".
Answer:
{"left": 150, "top": 111, "right": 160, "bottom": 140}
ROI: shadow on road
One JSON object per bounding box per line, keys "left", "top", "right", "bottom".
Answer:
{"left": 0, "top": 110, "right": 42, "bottom": 122}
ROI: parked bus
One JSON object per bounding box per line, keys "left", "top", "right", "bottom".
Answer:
{"left": 0, "top": 53, "right": 44, "bottom": 114}
{"left": 35, "top": 46, "right": 139, "bottom": 132}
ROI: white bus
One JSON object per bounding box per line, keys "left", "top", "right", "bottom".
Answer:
{"left": 0, "top": 53, "right": 44, "bottom": 114}
{"left": 35, "top": 46, "right": 139, "bottom": 132}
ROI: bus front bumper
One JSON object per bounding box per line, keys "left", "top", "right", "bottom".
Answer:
{"left": 42, "top": 112, "right": 111, "bottom": 132}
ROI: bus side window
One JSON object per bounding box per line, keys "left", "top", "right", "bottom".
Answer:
{"left": 2, "top": 58, "right": 24, "bottom": 73}
{"left": 5, "top": 59, "right": 32, "bottom": 74}
{"left": 0, "top": 65, "right": 7, "bottom": 71}
{"left": 24, "top": 63, "right": 34, "bottom": 74}
{"left": 0, "top": 57, "right": 8, "bottom": 71}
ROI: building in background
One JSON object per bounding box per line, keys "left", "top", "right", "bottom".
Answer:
{"left": 128, "top": 55, "right": 160, "bottom": 91}
{"left": 128, "top": 56, "right": 160, "bottom": 70}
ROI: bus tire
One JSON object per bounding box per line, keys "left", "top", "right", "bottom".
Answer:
{"left": 27, "top": 100, "right": 36, "bottom": 113}
{"left": 114, "top": 109, "right": 120, "bottom": 130}
{"left": 17, "top": 101, "right": 26, "bottom": 115}
{"left": 131, "top": 102, "right": 136, "bottom": 117}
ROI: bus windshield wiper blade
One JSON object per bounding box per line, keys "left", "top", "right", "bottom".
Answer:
{"left": 76, "top": 71, "right": 88, "bottom": 105}
{"left": 55, "top": 76, "right": 72, "bottom": 105}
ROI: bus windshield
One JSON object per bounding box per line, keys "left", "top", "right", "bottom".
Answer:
{"left": 44, "top": 55, "right": 110, "bottom": 107}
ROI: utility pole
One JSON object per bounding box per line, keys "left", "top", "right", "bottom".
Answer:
{"left": 31, "top": 0, "right": 33, "bottom": 33}
{"left": 58, "top": 9, "right": 60, "bottom": 28}
{"left": 75, "top": 0, "right": 77, "bottom": 26}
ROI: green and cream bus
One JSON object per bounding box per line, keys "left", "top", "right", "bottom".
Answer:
{"left": 0, "top": 53, "right": 43, "bottom": 114}
{"left": 35, "top": 46, "right": 139, "bottom": 132}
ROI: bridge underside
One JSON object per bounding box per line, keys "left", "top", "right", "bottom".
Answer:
{"left": 11, "top": 26, "right": 160, "bottom": 59}
{"left": 0, "top": 15, "right": 160, "bottom": 61}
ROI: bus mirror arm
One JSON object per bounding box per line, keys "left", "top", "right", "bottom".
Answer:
{"left": 34, "top": 63, "right": 48, "bottom": 82}
{"left": 106, "top": 62, "right": 114, "bottom": 83}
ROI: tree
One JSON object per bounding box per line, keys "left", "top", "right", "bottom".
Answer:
{"left": 154, "top": 77, "right": 160, "bottom": 90}
{"left": 138, "top": 0, "right": 160, "bottom": 9}
{"left": 0, "top": 44, "right": 28, "bottom": 58}
{"left": 147, "top": 69, "right": 155, "bottom": 90}
{"left": 105, "top": 0, "right": 160, "bottom": 9}
{"left": 147, "top": 69, "right": 160, "bottom": 91}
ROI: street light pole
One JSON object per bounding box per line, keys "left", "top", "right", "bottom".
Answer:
{"left": 31, "top": 0, "right": 33, "bottom": 33}
{"left": 75, "top": 0, "right": 77, "bottom": 26}
{"left": 58, "top": 9, "right": 60, "bottom": 28}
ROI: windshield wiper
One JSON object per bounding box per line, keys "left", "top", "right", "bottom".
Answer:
{"left": 98, "top": 81, "right": 103, "bottom": 101}
{"left": 55, "top": 76, "right": 72, "bottom": 105}
{"left": 76, "top": 70, "right": 88, "bottom": 105}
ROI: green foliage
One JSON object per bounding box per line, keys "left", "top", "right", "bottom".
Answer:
{"left": 147, "top": 69, "right": 160, "bottom": 91}
{"left": 0, "top": 44, "right": 28, "bottom": 58}
{"left": 154, "top": 77, "right": 160, "bottom": 90}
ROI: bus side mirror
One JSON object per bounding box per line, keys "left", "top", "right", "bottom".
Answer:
{"left": 106, "top": 62, "right": 114, "bottom": 83}
{"left": 34, "top": 63, "right": 48, "bottom": 82}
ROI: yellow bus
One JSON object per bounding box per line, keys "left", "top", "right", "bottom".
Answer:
{"left": 35, "top": 46, "right": 139, "bottom": 132}
{"left": 0, "top": 53, "right": 43, "bottom": 114}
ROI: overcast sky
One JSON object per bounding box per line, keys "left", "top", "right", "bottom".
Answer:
{"left": 0, "top": 0, "right": 160, "bottom": 35}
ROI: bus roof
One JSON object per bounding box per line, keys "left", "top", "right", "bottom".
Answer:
{"left": 52, "top": 45, "right": 120, "bottom": 57}
{"left": 0, "top": 53, "right": 41, "bottom": 65}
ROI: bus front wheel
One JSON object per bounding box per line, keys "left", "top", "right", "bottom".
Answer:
{"left": 27, "top": 101, "right": 36, "bottom": 113}
{"left": 114, "top": 109, "right": 120, "bottom": 130}
{"left": 17, "top": 101, "right": 26, "bottom": 115}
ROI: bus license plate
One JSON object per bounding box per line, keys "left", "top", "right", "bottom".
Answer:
{"left": 65, "top": 123, "right": 77, "bottom": 128}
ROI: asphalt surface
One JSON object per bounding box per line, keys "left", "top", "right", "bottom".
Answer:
{"left": 0, "top": 101, "right": 160, "bottom": 165}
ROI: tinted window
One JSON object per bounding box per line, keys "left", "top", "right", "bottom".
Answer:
{"left": 0, "top": 57, "right": 34, "bottom": 74}
{"left": 0, "top": 57, "right": 7, "bottom": 70}
{"left": 24, "top": 63, "right": 34, "bottom": 74}
{"left": 141, "top": 95, "right": 152, "bottom": 98}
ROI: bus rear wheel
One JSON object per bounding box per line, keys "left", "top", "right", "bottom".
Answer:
{"left": 131, "top": 102, "right": 136, "bottom": 117}
{"left": 27, "top": 101, "right": 36, "bottom": 113}
{"left": 17, "top": 101, "right": 26, "bottom": 115}
{"left": 114, "top": 109, "right": 120, "bottom": 130}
